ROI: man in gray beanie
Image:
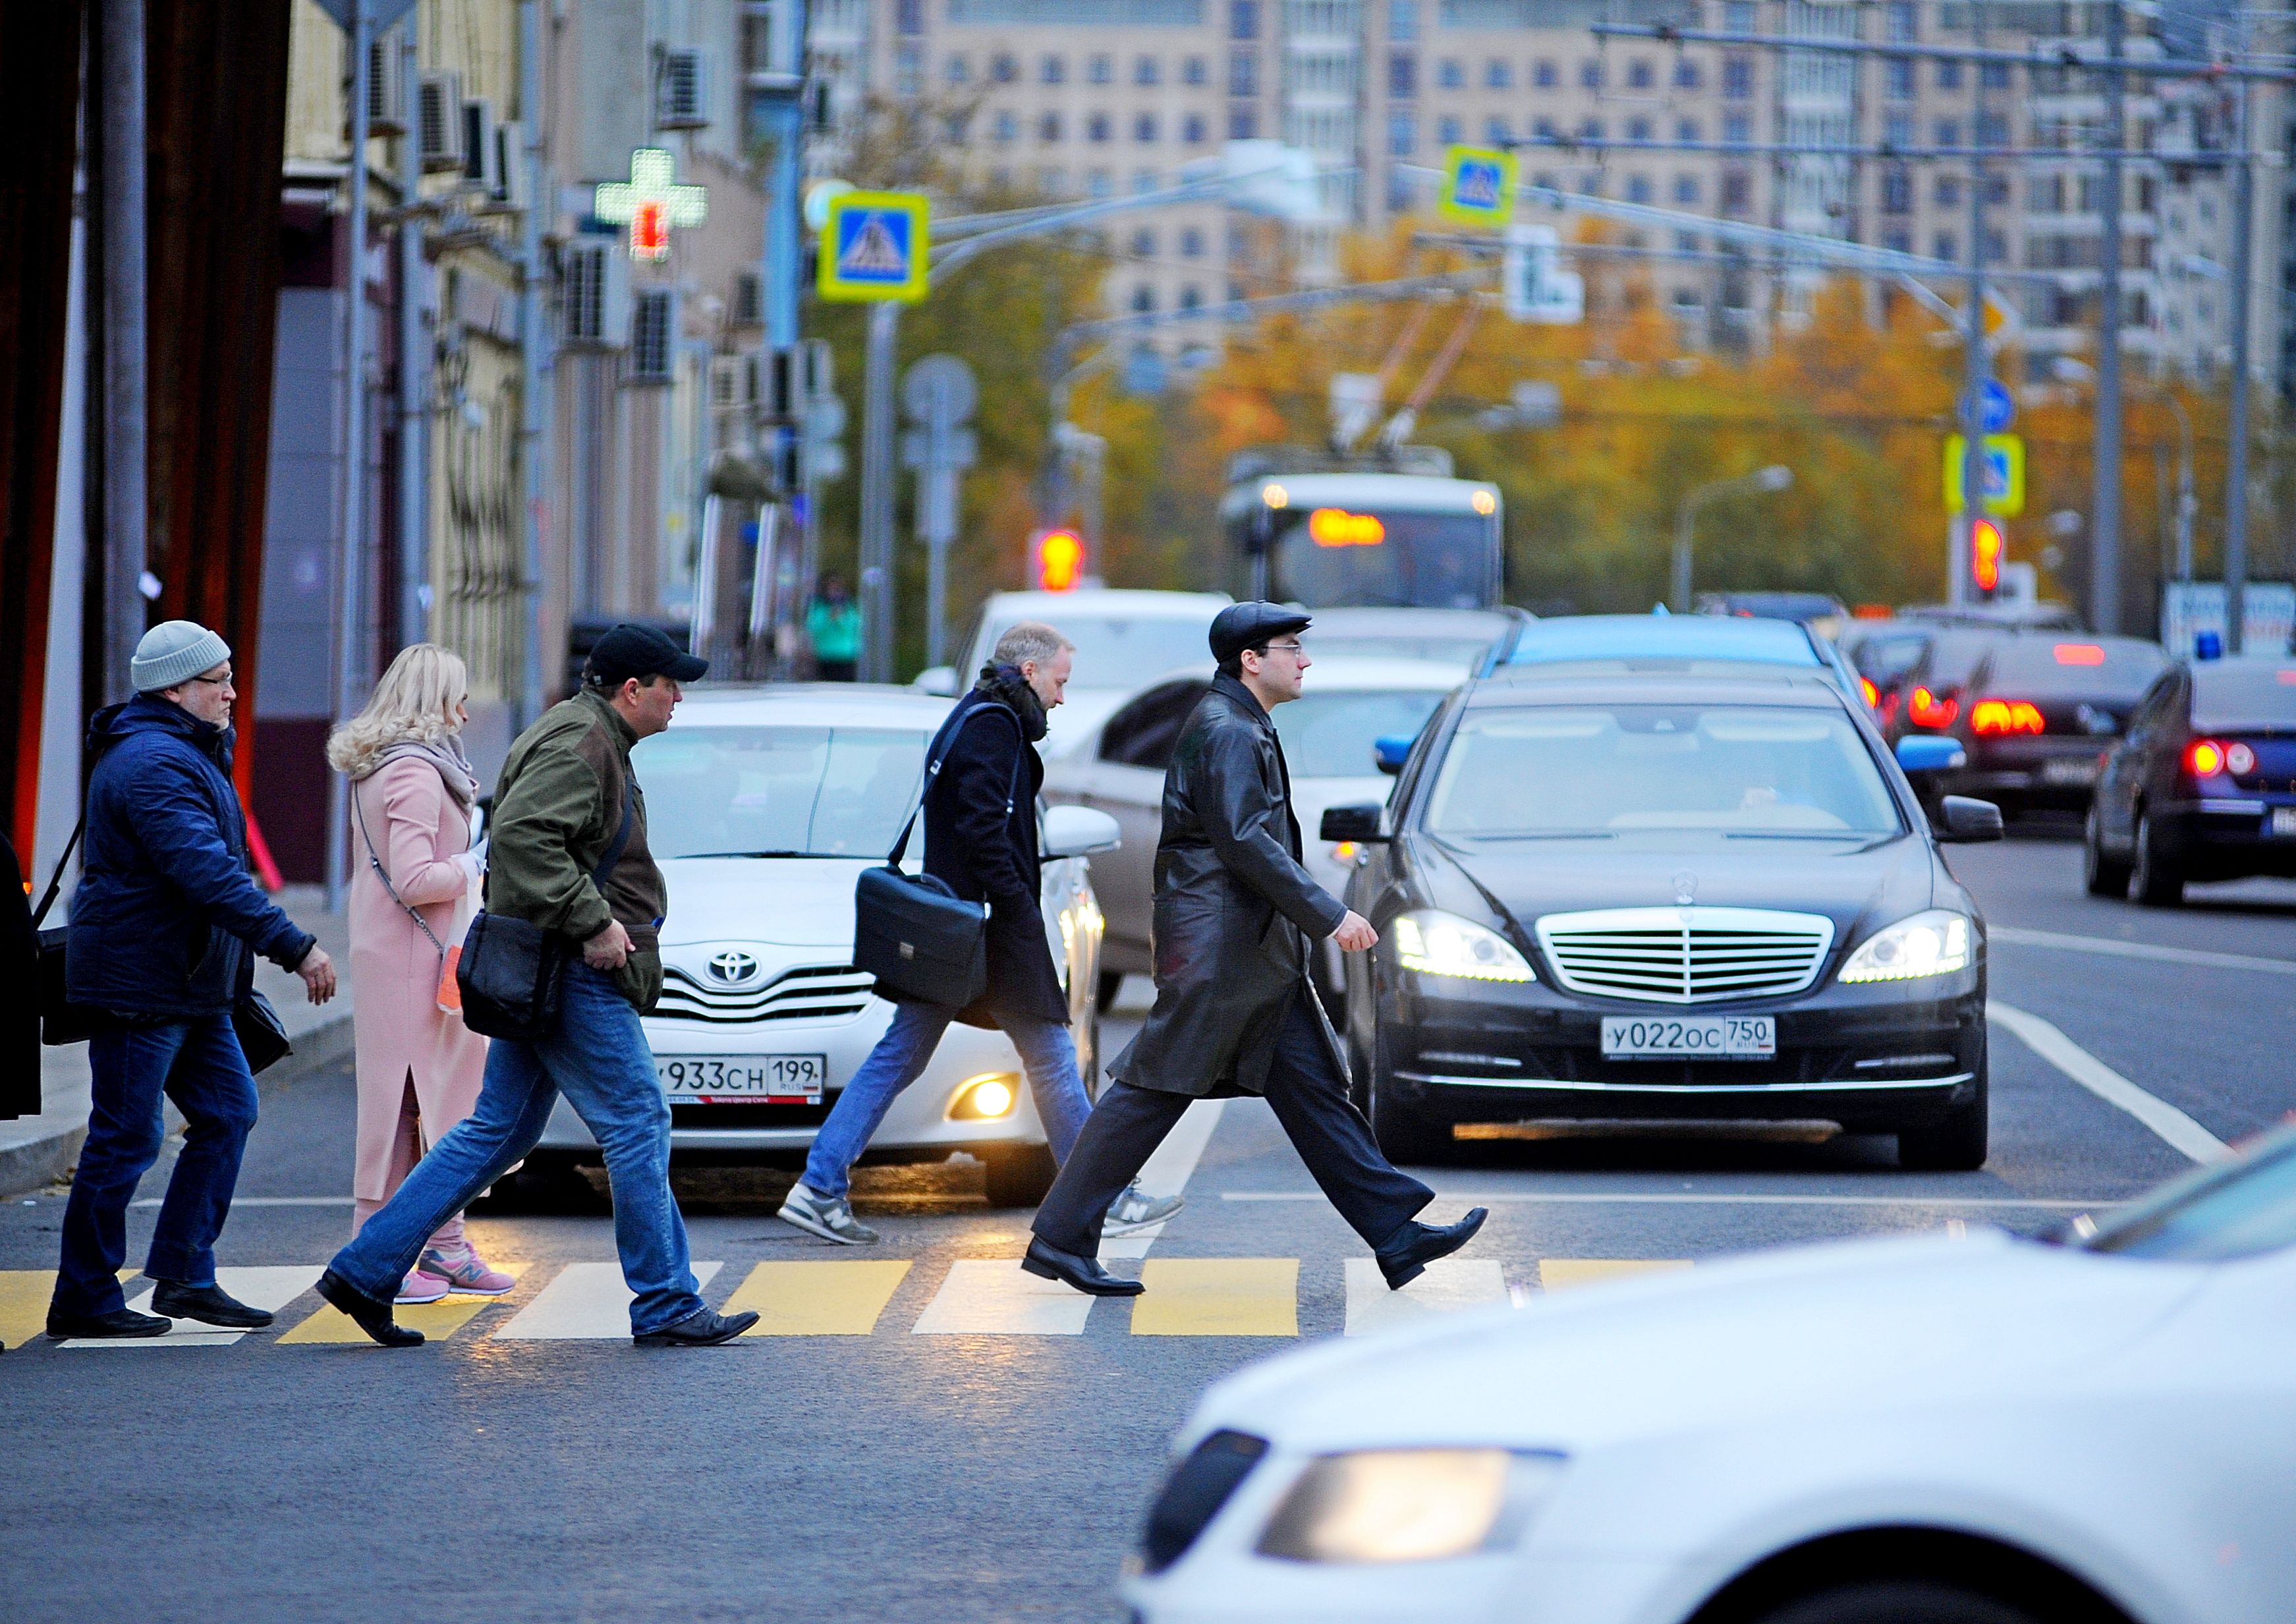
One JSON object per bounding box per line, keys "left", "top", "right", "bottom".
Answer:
{"left": 46, "top": 621, "right": 337, "bottom": 1340}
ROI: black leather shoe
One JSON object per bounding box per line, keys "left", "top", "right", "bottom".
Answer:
{"left": 151, "top": 1281, "right": 273, "bottom": 1329}
{"left": 633, "top": 1307, "right": 760, "bottom": 1347}
{"left": 1021, "top": 1237, "right": 1146, "bottom": 1297}
{"left": 1375, "top": 1207, "right": 1490, "bottom": 1291}
{"left": 46, "top": 1306, "right": 173, "bottom": 1340}
{"left": 316, "top": 1268, "right": 424, "bottom": 1347}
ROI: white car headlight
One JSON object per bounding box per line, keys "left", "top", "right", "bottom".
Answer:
{"left": 1256, "top": 1449, "right": 1565, "bottom": 1565}
{"left": 1393, "top": 912, "right": 1536, "bottom": 984}
{"left": 1837, "top": 909, "right": 1973, "bottom": 984}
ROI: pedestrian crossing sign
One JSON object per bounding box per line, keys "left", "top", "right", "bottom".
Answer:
{"left": 819, "top": 190, "right": 930, "bottom": 303}
{"left": 1440, "top": 146, "right": 1518, "bottom": 228}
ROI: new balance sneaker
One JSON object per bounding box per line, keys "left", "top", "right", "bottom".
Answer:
{"left": 394, "top": 1268, "right": 451, "bottom": 1306}
{"left": 419, "top": 1241, "right": 516, "bottom": 1295}
{"left": 1102, "top": 1182, "right": 1185, "bottom": 1237}
{"left": 777, "top": 1183, "right": 880, "bottom": 1245}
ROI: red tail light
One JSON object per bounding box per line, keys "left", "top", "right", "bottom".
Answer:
{"left": 2053, "top": 643, "right": 2107, "bottom": 666}
{"left": 2187, "top": 739, "right": 2226, "bottom": 777}
{"left": 1907, "top": 686, "right": 1959, "bottom": 729}
{"left": 1859, "top": 676, "right": 1879, "bottom": 709}
{"left": 1971, "top": 698, "right": 2045, "bottom": 735}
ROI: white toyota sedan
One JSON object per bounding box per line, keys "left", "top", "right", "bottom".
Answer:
{"left": 1124, "top": 1124, "right": 2296, "bottom": 1624}
{"left": 522, "top": 685, "right": 1115, "bottom": 1206}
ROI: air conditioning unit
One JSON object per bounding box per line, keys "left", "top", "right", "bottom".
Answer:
{"left": 416, "top": 71, "right": 464, "bottom": 171}
{"left": 733, "top": 270, "right": 763, "bottom": 327}
{"left": 630, "top": 289, "right": 677, "bottom": 382}
{"left": 710, "top": 353, "right": 760, "bottom": 412}
{"left": 656, "top": 48, "right": 710, "bottom": 130}
{"left": 562, "top": 237, "right": 631, "bottom": 347}
{"left": 363, "top": 36, "right": 405, "bottom": 136}
{"left": 489, "top": 120, "right": 528, "bottom": 211}
{"left": 462, "top": 96, "right": 499, "bottom": 191}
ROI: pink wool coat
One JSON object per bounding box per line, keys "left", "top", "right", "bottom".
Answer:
{"left": 349, "top": 756, "right": 489, "bottom": 1204}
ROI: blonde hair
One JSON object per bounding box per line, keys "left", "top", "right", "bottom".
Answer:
{"left": 326, "top": 644, "right": 470, "bottom": 776}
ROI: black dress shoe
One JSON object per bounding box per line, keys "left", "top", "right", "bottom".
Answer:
{"left": 46, "top": 1306, "right": 173, "bottom": 1340}
{"left": 1021, "top": 1237, "right": 1146, "bottom": 1297}
{"left": 1375, "top": 1206, "right": 1490, "bottom": 1291}
{"left": 151, "top": 1281, "right": 273, "bottom": 1330}
{"left": 633, "top": 1307, "right": 760, "bottom": 1347}
{"left": 316, "top": 1268, "right": 424, "bottom": 1347}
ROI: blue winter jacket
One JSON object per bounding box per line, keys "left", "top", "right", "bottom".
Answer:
{"left": 67, "top": 696, "right": 316, "bottom": 1018}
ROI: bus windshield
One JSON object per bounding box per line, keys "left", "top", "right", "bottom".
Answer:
{"left": 1266, "top": 509, "right": 1498, "bottom": 609}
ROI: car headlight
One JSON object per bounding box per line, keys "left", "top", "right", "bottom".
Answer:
{"left": 1256, "top": 1449, "right": 1566, "bottom": 1565}
{"left": 1393, "top": 911, "right": 1536, "bottom": 984}
{"left": 1837, "top": 909, "right": 1973, "bottom": 984}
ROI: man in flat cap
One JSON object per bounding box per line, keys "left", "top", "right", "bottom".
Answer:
{"left": 1022, "top": 603, "right": 1486, "bottom": 1296}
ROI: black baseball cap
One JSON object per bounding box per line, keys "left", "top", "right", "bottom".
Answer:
{"left": 1210, "top": 602, "right": 1313, "bottom": 664}
{"left": 585, "top": 623, "right": 709, "bottom": 686}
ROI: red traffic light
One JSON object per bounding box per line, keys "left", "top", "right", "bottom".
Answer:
{"left": 1033, "top": 528, "right": 1084, "bottom": 593}
{"left": 1970, "top": 517, "right": 2003, "bottom": 594}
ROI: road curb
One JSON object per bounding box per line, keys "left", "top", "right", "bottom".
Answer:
{"left": 0, "top": 1011, "right": 356, "bottom": 1200}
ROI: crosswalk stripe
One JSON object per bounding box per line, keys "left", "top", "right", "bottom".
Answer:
{"left": 0, "top": 1270, "right": 59, "bottom": 1347}
{"left": 491, "top": 1260, "right": 723, "bottom": 1340}
{"left": 910, "top": 1260, "right": 1095, "bottom": 1335}
{"left": 1131, "top": 1258, "right": 1297, "bottom": 1337}
{"left": 725, "top": 1260, "right": 912, "bottom": 1336}
{"left": 1343, "top": 1258, "right": 1509, "bottom": 1335}
{"left": 61, "top": 1266, "right": 323, "bottom": 1349}
{"left": 1538, "top": 1258, "right": 1693, "bottom": 1293}
{"left": 279, "top": 1264, "right": 531, "bottom": 1344}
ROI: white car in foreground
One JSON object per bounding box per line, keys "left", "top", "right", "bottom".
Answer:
{"left": 520, "top": 685, "right": 1116, "bottom": 1206}
{"left": 1125, "top": 1124, "right": 2296, "bottom": 1624}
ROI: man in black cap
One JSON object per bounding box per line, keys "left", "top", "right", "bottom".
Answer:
{"left": 1022, "top": 602, "right": 1486, "bottom": 1297}
{"left": 318, "top": 623, "right": 760, "bottom": 1347}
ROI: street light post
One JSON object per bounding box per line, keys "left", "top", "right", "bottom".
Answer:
{"left": 1673, "top": 466, "right": 1793, "bottom": 613}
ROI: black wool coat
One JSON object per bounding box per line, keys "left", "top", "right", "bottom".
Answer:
{"left": 916, "top": 684, "right": 1068, "bottom": 1028}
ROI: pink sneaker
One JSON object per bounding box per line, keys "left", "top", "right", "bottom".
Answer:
{"left": 420, "top": 1242, "right": 515, "bottom": 1295}
{"left": 395, "top": 1268, "right": 451, "bottom": 1305}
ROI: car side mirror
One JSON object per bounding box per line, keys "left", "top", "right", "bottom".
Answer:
{"left": 1042, "top": 804, "right": 1122, "bottom": 858}
{"left": 1320, "top": 804, "right": 1387, "bottom": 843}
{"left": 1895, "top": 735, "right": 1967, "bottom": 776}
{"left": 1372, "top": 735, "right": 1414, "bottom": 775}
{"left": 911, "top": 665, "right": 959, "bottom": 697}
{"left": 1935, "top": 795, "right": 2004, "bottom": 843}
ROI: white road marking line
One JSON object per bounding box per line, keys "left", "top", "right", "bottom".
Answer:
{"left": 1988, "top": 1001, "right": 2229, "bottom": 1165}
{"left": 62, "top": 1266, "right": 322, "bottom": 1349}
{"left": 1990, "top": 926, "right": 2296, "bottom": 978}
{"left": 1343, "top": 1258, "right": 1507, "bottom": 1336}
{"left": 1221, "top": 1191, "right": 2112, "bottom": 1209}
{"left": 491, "top": 1260, "right": 723, "bottom": 1340}
{"left": 1100, "top": 1098, "right": 1226, "bottom": 1262}
{"left": 911, "top": 1259, "right": 1096, "bottom": 1335}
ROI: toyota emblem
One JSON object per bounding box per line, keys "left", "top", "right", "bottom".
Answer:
{"left": 706, "top": 950, "right": 760, "bottom": 985}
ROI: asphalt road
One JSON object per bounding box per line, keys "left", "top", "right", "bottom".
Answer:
{"left": 3, "top": 826, "right": 2291, "bottom": 1624}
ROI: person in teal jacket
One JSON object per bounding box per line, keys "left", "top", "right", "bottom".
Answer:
{"left": 807, "top": 574, "right": 862, "bottom": 681}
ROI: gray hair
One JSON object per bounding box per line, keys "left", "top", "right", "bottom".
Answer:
{"left": 992, "top": 621, "right": 1076, "bottom": 670}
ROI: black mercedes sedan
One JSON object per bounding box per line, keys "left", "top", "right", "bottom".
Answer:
{"left": 1322, "top": 667, "right": 2005, "bottom": 1171}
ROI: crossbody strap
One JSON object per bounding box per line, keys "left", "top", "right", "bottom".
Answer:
{"left": 352, "top": 779, "right": 455, "bottom": 960}
{"left": 885, "top": 703, "right": 1025, "bottom": 868}
{"left": 31, "top": 818, "right": 84, "bottom": 930}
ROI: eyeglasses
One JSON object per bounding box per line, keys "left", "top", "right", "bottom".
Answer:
{"left": 185, "top": 671, "right": 235, "bottom": 688}
{"left": 1256, "top": 641, "right": 1306, "bottom": 659}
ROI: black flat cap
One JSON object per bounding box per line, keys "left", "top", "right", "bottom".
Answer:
{"left": 1210, "top": 602, "right": 1313, "bottom": 664}
{"left": 586, "top": 622, "right": 709, "bottom": 686}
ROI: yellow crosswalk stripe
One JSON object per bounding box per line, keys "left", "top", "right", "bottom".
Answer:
{"left": 1538, "top": 1258, "right": 1693, "bottom": 1292}
{"left": 279, "top": 1265, "right": 530, "bottom": 1344}
{"left": 726, "top": 1260, "right": 912, "bottom": 1336}
{"left": 0, "top": 1270, "right": 58, "bottom": 1347}
{"left": 1131, "top": 1258, "right": 1298, "bottom": 1337}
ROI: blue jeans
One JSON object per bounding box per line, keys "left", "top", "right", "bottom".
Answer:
{"left": 801, "top": 1002, "right": 1091, "bottom": 1200}
{"left": 53, "top": 1013, "right": 258, "bottom": 1316}
{"left": 328, "top": 963, "right": 706, "bottom": 1337}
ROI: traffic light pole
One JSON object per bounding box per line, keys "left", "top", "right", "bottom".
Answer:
{"left": 858, "top": 299, "right": 899, "bottom": 685}
{"left": 1956, "top": 0, "right": 1990, "bottom": 609}
{"left": 2224, "top": 74, "right": 2254, "bottom": 654}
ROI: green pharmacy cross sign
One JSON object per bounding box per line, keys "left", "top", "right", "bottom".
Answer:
{"left": 595, "top": 148, "right": 708, "bottom": 262}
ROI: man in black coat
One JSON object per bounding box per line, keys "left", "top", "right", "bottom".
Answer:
{"left": 1022, "top": 603, "right": 1487, "bottom": 1297}
{"left": 778, "top": 622, "right": 1181, "bottom": 1244}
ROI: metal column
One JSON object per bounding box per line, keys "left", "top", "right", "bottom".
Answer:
{"left": 858, "top": 300, "right": 899, "bottom": 683}
{"left": 2224, "top": 75, "right": 2254, "bottom": 653}
{"left": 2090, "top": 0, "right": 2124, "bottom": 634}
{"left": 327, "top": 0, "right": 374, "bottom": 911}
{"left": 396, "top": 13, "right": 428, "bottom": 648}
{"left": 99, "top": 0, "right": 148, "bottom": 704}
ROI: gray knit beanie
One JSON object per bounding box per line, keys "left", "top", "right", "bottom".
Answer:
{"left": 131, "top": 620, "right": 233, "bottom": 693}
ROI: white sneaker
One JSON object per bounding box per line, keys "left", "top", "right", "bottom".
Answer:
{"left": 1103, "top": 1183, "right": 1185, "bottom": 1236}
{"left": 777, "top": 1183, "right": 881, "bottom": 1245}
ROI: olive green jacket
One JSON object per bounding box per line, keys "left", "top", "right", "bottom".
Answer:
{"left": 486, "top": 690, "right": 667, "bottom": 1011}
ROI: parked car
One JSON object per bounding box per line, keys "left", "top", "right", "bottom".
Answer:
{"left": 1294, "top": 605, "right": 1532, "bottom": 672}
{"left": 1045, "top": 656, "right": 1465, "bottom": 1007}
{"left": 1126, "top": 1119, "right": 2296, "bottom": 1624}
{"left": 515, "top": 685, "right": 1117, "bottom": 1206}
{"left": 1326, "top": 662, "right": 2003, "bottom": 1169}
{"left": 1934, "top": 634, "right": 2170, "bottom": 817}
{"left": 2086, "top": 655, "right": 2296, "bottom": 905}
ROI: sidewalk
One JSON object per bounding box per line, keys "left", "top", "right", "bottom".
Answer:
{"left": 0, "top": 887, "right": 354, "bottom": 1198}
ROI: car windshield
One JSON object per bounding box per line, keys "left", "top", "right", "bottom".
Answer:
{"left": 2078, "top": 1124, "right": 2296, "bottom": 1262}
{"left": 1424, "top": 705, "right": 1903, "bottom": 838}
{"left": 1271, "top": 688, "right": 1451, "bottom": 777}
{"left": 1270, "top": 512, "right": 1496, "bottom": 608}
{"left": 978, "top": 616, "right": 1214, "bottom": 690}
{"left": 1845, "top": 631, "right": 1932, "bottom": 686}
{"left": 2193, "top": 661, "right": 2296, "bottom": 732}
{"left": 635, "top": 726, "right": 927, "bottom": 858}
{"left": 1979, "top": 637, "right": 2168, "bottom": 698}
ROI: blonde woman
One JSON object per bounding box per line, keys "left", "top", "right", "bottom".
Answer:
{"left": 327, "top": 644, "right": 510, "bottom": 1302}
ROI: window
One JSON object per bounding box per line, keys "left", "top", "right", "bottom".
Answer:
{"left": 1723, "top": 112, "right": 1751, "bottom": 143}
{"left": 1136, "top": 111, "right": 1160, "bottom": 143}
{"left": 1975, "top": 111, "right": 2007, "bottom": 146}
{"left": 1673, "top": 57, "right": 1700, "bottom": 88}
{"left": 1098, "top": 681, "right": 1207, "bottom": 770}
{"left": 1438, "top": 57, "right": 1464, "bottom": 88}
{"left": 1387, "top": 111, "right": 1416, "bottom": 155}
{"left": 1039, "top": 165, "right": 1066, "bottom": 192}
{"left": 1934, "top": 231, "right": 1958, "bottom": 260}
{"left": 1885, "top": 112, "right": 1913, "bottom": 146}
{"left": 1042, "top": 54, "right": 1065, "bottom": 84}
{"left": 1579, "top": 117, "right": 1604, "bottom": 140}
{"left": 1131, "top": 227, "right": 1158, "bottom": 256}
{"left": 1389, "top": 0, "right": 1418, "bottom": 40}
{"left": 1088, "top": 113, "right": 1111, "bottom": 142}
{"left": 1677, "top": 118, "right": 1700, "bottom": 142}
{"left": 1533, "top": 116, "right": 1556, "bottom": 138}
{"left": 1534, "top": 58, "right": 1557, "bottom": 87}
{"left": 1979, "top": 61, "right": 2009, "bottom": 88}
{"left": 947, "top": 55, "right": 970, "bottom": 84}
{"left": 1722, "top": 169, "right": 1751, "bottom": 211}
{"left": 1184, "top": 55, "right": 1208, "bottom": 84}
{"left": 1723, "top": 56, "right": 1751, "bottom": 98}
{"left": 1486, "top": 115, "right": 1511, "bottom": 143}
{"left": 896, "top": 0, "right": 922, "bottom": 33}
{"left": 1038, "top": 111, "right": 1062, "bottom": 142}
{"left": 1136, "top": 55, "right": 1160, "bottom": 85}
{"left": 895, "top": 42, "right": 922, "bottom": 94}
{"left": 637, "top": 727, "right": 934, "bottom": 859}
{"left": 1180, "top": 284, "right": 1203, "bottom": 311}
{"left": 1982, "top": 173, "right": 2007, "bottom": 203}
{"left": 1133, "top": 168, "right": 1158, "bottom": 194}
{"left": 1627, "top": 173, "right": 1653, "bottom": 202}
{"left": 1229, "top": 109, "right": 1256, "bottom": 138}
{"left": 1581, "top": 58, "right": 1602, "bottom": 88}
{"left": 1389, "top": 51, "right": 1416, "bottom": 97}
{"left": 1936, "top": 174, "right": 1959, "bottom": 206}
{"left": 1183, "top": 113, "right": 1207, "bottom": 142}
{"left": 1181, "top": 227, "right": 1205, "bottom": 256}
{"left": 993, "top": 110, "right": 1017, "bottom": 142}
{"left": 943, "top": 110, "right": 969, "bottom": 142}
{"left": 1882, "top": 168, "right": 1911, "bottom": 212}
{"left": 1487, "top": 59, "right": 1511, "bottom": 88}
{"left": 1883, "top": 228, "right": 1911, "bottom": 253}
{"left": 1088, "top": 167, "right": 1112, "bottom": 198}
{"left": 1676, "top": 229, "right": 1700, "bottom": 251}
{"left": 1723, "top": 0, "right": 1756, "bottom": 30}
{"left": 1131, "top": 283, "right": 1156, "bottom": 312}
{"left": 1934, "top": 119, "right": 1959, "bottom": 147}
{"left": 1231, "top": 0, "right": 1258, "bottom": 38}
{"left": 1088, "top": 53, "right": 1113, "bottom": 84}
{"left": 1673, "top": 173, "right": 1699, "bottom": 203}
{"left": 992, "top": 52, "right": 1017, "bottom": 82}
{"left": 1936, "top": 59, "right": 1961, "bottom": 90}
{"left": 1886, "top": 1, "right": 1917, "bottom": 40}
{"left": 1231, "top": 51, "right": 1258, "bottom": 95}
{"left": 1885, "top": 57, "right": 1914, "bottom": 98}
{"left": 1627, "top": 57, "right": 1653, "bottom": 88}
{"left": 1627, "top": 117, "right": 1652, "bottom": 141}
{"left": 1984, "top": 228, "right": 2006, "bottom": 261}
{"left": 1436, "top": 114, "right": 1461, "bottom": 144}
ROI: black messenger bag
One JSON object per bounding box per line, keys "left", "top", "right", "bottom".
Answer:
{"left": 853, "top": 706, "right": 1022, "bottom": 1009}
{"left": 457, "top": 780, "right": 633, "bottom": 1041}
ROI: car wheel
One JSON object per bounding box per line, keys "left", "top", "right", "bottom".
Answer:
{"left": 2132, "top": 810, "right": 2185, "bottom": 907}
{"left": 1897, "top": 1050, "right": 1988, "bottom": 1171}
{"left": 471, "top": 1153, "right": 604, "bottom": 1215}
{"left": 2081, "top": 804, "right": 2131, "bottom": 897}
{"left": 1752, "top": 1581, "right": 2043, "bottom": 1624}
{"left": 981, "top": 1144, "right": 1059, "bottom": 1207}
{"left": 1096, "top": 970, "right": 1124, "bottom": 1013}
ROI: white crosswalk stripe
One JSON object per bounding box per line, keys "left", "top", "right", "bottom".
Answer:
{"left": 491, "top": 1260, "right": 723, "bottom": 1340}
{"left": 61, "top": 1266, "right": 322, "bottom": 1349}
{"left": 910, "top": 1259, "right": 1096, "bottom": 1335}
{"left": 1342, "top": 1257, "right": 1509, "bottom": 1335}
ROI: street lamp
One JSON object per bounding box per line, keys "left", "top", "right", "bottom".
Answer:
{"left": 1673, "top": 464, "right": 1793, "bottom": 613}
